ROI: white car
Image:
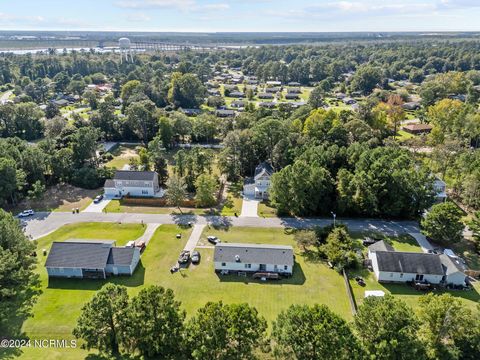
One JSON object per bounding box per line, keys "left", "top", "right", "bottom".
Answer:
{"left": 18, "top": 209, "right": 35, "bottom": 218}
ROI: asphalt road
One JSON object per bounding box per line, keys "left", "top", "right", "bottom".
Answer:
{"left": 23, "top": 211, "right": 421, "bottom": 240}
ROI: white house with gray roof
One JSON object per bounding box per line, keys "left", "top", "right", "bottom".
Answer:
{"left": 243, "top": 162, "right": 274, "bottom": 199}
{"left": 368, "top": 241, "right": 466, "bottom": 286}
{"left": 214, "top": 243, "right": 294, "bottom": 276}
{"left": 45, "top": 240, "right": 140, "bottom": 279}
{"left": 104, "top": 170, "right": 162, "bottom": 198}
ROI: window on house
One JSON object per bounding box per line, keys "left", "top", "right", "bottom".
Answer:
{"left": 400, "top": 273, "right": 404, "bottom": 278}
{"left": 390, "top": 273, "right": 393, "bottom": 277}
{"left": 244, "top": 264, "right": 251, "bottom": 269}
{"left": 221, "top": 262, "right": 226, "bottom": 266}
{"left": 284, "top": 265, "right": 288, "bottom": 270}
{"left": 415, "top": 274, "right": 424, "bottom": 281}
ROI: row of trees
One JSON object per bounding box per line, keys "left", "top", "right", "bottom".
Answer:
{"left": 74, "top": 283, "right": 480, "bottom": 360}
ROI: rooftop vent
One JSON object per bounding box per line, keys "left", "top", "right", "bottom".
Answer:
{"left": 235, "top": 255, "right": 240, "bottom": 262}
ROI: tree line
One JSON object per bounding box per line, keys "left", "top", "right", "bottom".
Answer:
{"left": 73, "top": 282, "right": 480, "bottom": 360}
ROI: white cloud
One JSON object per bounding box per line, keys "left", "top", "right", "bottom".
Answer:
{"left": 125, "top": 12, "right": 152, "bottom": 21}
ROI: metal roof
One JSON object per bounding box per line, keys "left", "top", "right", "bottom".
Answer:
{"left": 214, "top": 243, "right": 294, "bottom": 266}
{"left": 368, "top": 240, "right": 394, "bottom": 252}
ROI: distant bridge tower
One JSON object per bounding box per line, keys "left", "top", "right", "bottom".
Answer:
{"left": 119, "top": 37, "right": 133, "bottom": 63}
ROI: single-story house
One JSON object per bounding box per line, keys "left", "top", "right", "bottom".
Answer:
{"left": 402, "top": 123, "right": 433, "bottom": 134}
{"left": 231, "top": 100, "right": 246, "bottom": 108}
{"left": 229, "top": 91, "right": 245, "bottom": 98}
{"left": 285, "top": 93, "right": 300, "bottom": 100}
{"left": 104, "top": 170, "right": 162, "bottom": 198}
{"left": 258, "top": 93, "right": 274, "bottom": 99}
{"left": 216, "top": 109, "right": 236, "bottom": 117}
{"left": 343, "top": 97, "right": 357, "bottom": 105}
{"left": 266, "top": 87, "right": 281, "bottom": 93}
{"left": 266, "top": 80, "right": 282, "bottom": 86}
{"left": 402, "top": 101, "right": 421, "bottom": 110}
{"left": 214, "top": 243, "right": 294, "bottom": 276}
{"left": 243, "top": 162, "right": 274, "bottom": 199}
{"left": 259, "top": 102, "right": 276, "bottom": 108}
{"left": 181, "top": 108, "right": 202, "bottom": 116}
{"left": 45, "top": 240, "right": 140, "bottom": 279}
{"left": 368, "top": 241, "right": 466, "bottom": 286}
{"left": 287, "top": 87, "right": 302, "bottom": 94}
{"left": 288, "top": 82, "right": 301, "bottom": 87}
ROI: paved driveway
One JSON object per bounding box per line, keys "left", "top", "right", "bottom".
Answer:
{"left": 240, "top": 196, "right": 260, "bottom": 217}
{"left": 183, "top": 224, "right": 206, "bottom": 252}
{"left": 82, "top": 196, "right": 112, "bottom": 213}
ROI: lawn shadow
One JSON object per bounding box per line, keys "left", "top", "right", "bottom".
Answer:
{"left": 47, "top": 262, "right": 145, "bottom": 290}
{"left": 216, "top": 261, "right": 306, "bottom": 286}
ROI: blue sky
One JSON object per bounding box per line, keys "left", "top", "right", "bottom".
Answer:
{"left": 1, "top": 0, "right": 480, "bottom": 32}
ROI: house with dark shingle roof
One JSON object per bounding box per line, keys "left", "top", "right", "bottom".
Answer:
{"left": 104, "top": 170, "right": 162, "bottom": 198}
{"left": 214, "top": 243, "right": 294, "bottom": 276}
{"left": 368, "top": 243, "right": 466, "bottom": 286}
{"left": 45, "top": 240, "right": 140, "bottom": 279}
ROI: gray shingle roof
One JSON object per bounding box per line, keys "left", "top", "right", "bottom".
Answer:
{"left": 114, "top": 170, "right": 156, "bottom": 181}
{"left": 46, "top": 242, "right": 112, "bottom": 269}
{"left": 375, "top": 251, "right": 444, "bottom": 275}
{"left": 368, "top": 240, "right": 394, "bottom": 252}
{"left": 214, "top": 243, "right": 294, "bottom": 266}
{"left": 104, "top": 179, "right": 115, "bottom": 188}
{"left": 107, "top": 247, "right": 137, "bottom": 266}
{"left": 254, "top": 162, "right": 274, "bottom": 178}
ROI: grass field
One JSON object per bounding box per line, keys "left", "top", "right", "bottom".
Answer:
{"left": 105, "top": 145, "right": 139, "bottom": 169}
{"left": 18, "top": 223, "right": 192, "bottom": 360}
{"left": 104, "top": 199, "right": 220, "bottom": 215}
{"left": 257, "top": 201, "right": 277, "bottom": 218}
{"left": 220, "top": 182, "right": 243, "bottom": 216}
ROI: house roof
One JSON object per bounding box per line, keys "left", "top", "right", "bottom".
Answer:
{"left": 255, "top": 162, "right": 274, "bottom": 178}
{"left": 374, "top": 251, "right": 444, "bottom": 275}
{"left": 402, "top": 124, "right": 433, "bottom": 132}
{"left": 439, "top": 254, "right": 465, "bottom": 275}
{"left": 214, "top": 243, "right": 294, "bottom": 266}
{"left": 114, "top": 170, "right": 156, "bottom": 181}
{"left": 368, "top": 240, "right": 394, "bottom": 252}
{"left": 107, "top": 247, "right": 138, "bottom": 266}
{"left": 104, "top": 179, "right": 115, "bottom": 188}
{"left": 46, "top": 242, "right": 112, "bottom": 269}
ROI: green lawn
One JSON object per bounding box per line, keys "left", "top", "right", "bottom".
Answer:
{"left": 257, "top": 201, "right": 277, "bottom": 218}
{"left": 351, "top": 231, "right": 423, "bottom": 253}
{"left": 105, "top": 145, "right": 139, "bottom": 169}
{"left": 104, "top": 199, "right": 220, "bottom": 215}
{"left": 19, "top": 223, "right": 192, "bottom": 360}
{"left": 194, "top": 227, "right": 352, "bottom": 322}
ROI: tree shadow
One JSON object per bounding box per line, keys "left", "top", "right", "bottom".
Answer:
{"left": 205, "top": 216, "right": 232, "bottom": 229}
{"left": 46, "top": 262, "right": 146, "bottom": 290}
{"left": 171, "top": 213, "right": 197, "bottom": 227}
{"left": 216, "top": 261, "right": 306, "bottom": 286}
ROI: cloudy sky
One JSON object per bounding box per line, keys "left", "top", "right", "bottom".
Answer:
{"left": 1, "top": 0, "right": 480, "bottom": 32}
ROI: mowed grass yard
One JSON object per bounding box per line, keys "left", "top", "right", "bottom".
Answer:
{"left": 19, "top": 223, "right": 193, "bottom": 360}
{"left": 18, "top": 224, "right": 351, "bottom": 359}
{"left": 349, "top": 232, "right": 480, "bottom": 313}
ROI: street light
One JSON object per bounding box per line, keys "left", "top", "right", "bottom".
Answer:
{"left": 331, "top": 211, "right": 336, "bottom": 227}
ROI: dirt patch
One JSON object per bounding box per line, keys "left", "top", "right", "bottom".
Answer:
{"left": 6, "top": 184, "right": 101, "bottom": 213}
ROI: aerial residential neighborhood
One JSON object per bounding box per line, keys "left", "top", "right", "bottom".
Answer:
{"left": 1, "top": 2, "right": 480, "bottom": 360}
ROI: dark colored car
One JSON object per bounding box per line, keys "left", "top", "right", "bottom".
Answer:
{"left": 207, "top": 236, "right": 221, "bottom": 245}
{"left": 93, "top": 194, "right": 104, "bottom": 203}
{"left": 191, "top": 251, "right": 201, "bottom": 264}
{"left": 178, "top": 250, "right": 190, "bottom": 264}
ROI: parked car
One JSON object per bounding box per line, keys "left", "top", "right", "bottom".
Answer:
{"left": 207, "top": 236, "right": 221, "bottom": 245}
{"left": 93, "top": 195, "right": 104, "bottom": 203}
{"left": 135, "top": 241, "right": 146, "bottom": 252}
{"left": 191, "top": 251, "right": 201, "bottom": 264}
{"left": 17, "top": 209, "right": 35, "bottom": 218}
{"left": 178, "top": 250, "right": 190, "bottom": 264}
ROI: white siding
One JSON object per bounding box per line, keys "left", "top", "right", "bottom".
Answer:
{"left": 446, "top": 271, "right": 466, "bottom": 286}
{"left": 46, "top": 267, "right": 83, "bottom": 278}
{"left": 214, "top": 261, "right": 292, "bottom": 274}
{"left": 377, "top": 271, "right": 442, "bottom": 284}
